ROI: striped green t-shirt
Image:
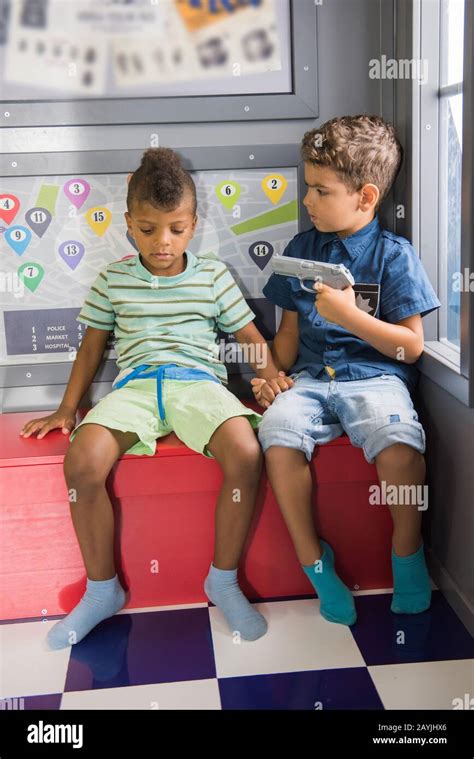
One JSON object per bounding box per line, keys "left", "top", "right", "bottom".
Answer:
{"left": 76, "top": 251, "right": 255, "bottom": 385}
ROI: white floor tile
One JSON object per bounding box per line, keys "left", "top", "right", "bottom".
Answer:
{"left": 0, "top": 621, "right": 70, "bottom": 698}
{"left": 369, "top": 659, "right": 474, "bottom": 710}
{"left": 61, "top": 679, "right": 221, "bottom": 710}
{"left": 210, "top": 598, "right": 365, "bottom": 679}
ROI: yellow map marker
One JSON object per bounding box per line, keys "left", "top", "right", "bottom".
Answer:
{"left": 86, "top": 207, "right": 112, "bottom": 236}
{"left": 261, "top": 174, "right": 288, "bottom": 205}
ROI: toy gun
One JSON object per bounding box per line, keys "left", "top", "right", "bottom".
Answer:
{"left": 270, "top": 256, "right": 355, "bottom": 292}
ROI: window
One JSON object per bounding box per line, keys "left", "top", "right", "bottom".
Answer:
{"left": 438, "top": 0, "right": 464, "bottom": 351}
{"left": 409, "top": 0, "right": 474, "bottom": 405}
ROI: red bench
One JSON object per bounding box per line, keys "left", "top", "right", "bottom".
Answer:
{"left": 0, "top": 401, "right": 393, "bottom": 621}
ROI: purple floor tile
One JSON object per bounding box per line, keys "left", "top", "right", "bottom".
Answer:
{"left": 351, "top": 591, "right": 474, "bottom": 666}
{"left": 64, "top": 607, "right": 216, "bottom": 692}
{"left": 219, "top": 667, "right": 384, "bottom": 710}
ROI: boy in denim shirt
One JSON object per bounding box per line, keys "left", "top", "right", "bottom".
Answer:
{"left": 252, "top": 115, "right": 440, "bottom": 626}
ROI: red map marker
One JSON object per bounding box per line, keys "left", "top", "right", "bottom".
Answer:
{"left": 0, "top": 195, "right": 20, "bottom": 225}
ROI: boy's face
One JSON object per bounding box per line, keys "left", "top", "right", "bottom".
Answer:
{"left": 125, "top": 196, "right": 197, "bottom": 277}
{"left": 303, "top": 162, "right": 377, "bottom": 238}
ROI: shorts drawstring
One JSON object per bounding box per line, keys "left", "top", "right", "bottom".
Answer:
{"left": 111, "top": 363, "right": 220, "bottom": 422}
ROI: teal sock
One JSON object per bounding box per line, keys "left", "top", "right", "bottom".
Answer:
{"left": 391, "top": 543, "right": 432, "bottom": 614}
{"left": 46, "top": 575, "right": 126, "bottom": 650}
{"left": 302, "top": 540, "right": 357, "bottom": 626}
{"left": 204, "top": 564, "right": 268, "bottom": 641}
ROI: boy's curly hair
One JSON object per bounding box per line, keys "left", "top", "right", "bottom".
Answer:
{"left": 301, "top": 115, "right": 403, "bottom": 209}
{"left": 127, "top": 147, "right": 197, "bottom": 216}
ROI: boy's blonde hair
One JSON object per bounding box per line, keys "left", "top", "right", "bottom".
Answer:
{"left": 301, "top": 114, "right": 403, "bottom": 209}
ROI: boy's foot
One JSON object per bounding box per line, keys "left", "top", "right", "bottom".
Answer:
{"left": 46, "top": 575, "right": 126, "bottom": 650}
{"left": 302, "top": 540, "right": 357, "bottom": 626}
{"left": 391, "top": 543, "right": 432, "bottom": 614}
{"left": 204, "top": 563, "right": 268, "bottom": 641}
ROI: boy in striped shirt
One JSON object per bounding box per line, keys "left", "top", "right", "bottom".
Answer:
{"left": 20, "top": 148, "right": 292, "bottom": 649}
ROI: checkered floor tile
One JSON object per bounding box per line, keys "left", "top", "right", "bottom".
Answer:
{"left": 1, "top": 591, "right": 472, "bottom": 710}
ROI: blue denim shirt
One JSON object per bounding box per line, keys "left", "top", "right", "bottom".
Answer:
{"left": 262, "top": 215, "right": 441, "bottom": 392}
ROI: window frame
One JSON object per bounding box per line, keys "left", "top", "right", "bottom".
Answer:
{"left": 395, "top": 0, "right": 474, "bottom": 406}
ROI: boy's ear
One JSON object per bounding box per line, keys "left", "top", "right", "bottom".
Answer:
{"left": 127, "top": 173, "right": 133, "bottom": 185}
{"left": 359, "top": 183, "right": 379, "bottom": 212}
{"left": 124, "top": 211, "right": 133, "bottom": 236}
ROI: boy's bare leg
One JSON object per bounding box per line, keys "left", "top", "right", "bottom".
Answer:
{"left": 264, "top": 446, "right": 322, "bottom": 565}
{"left": 46, "top": 424, "right": 139, "bottom": 649}
{"left": 375, "top": 443, "right": 425, "bottom": 556}
{"left": 64, "top": 424, "right": 140, "bottom": 579}
{"left": 206, "top": 416, "right": 263, "bottom": 569}
{"left": 263, "top": 445, "right": 356, "bottom": 626}
{"left": 375, "top": 443, "right": 431, "bottom": 613}
{"left": 204, "top": 416, "right": 268, "bottom": 640}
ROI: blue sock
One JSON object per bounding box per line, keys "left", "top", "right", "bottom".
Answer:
{"left": 302, "top": 540, "right": 357, "bottom": 626}
{"left": 391, "top": 543, "right": 432, "bottom": 614}
{"left": 204, "top": 564, "right": 268, "bottom": 641}
{"left": 46, "top": 575, "right": 126, "bottom": 650}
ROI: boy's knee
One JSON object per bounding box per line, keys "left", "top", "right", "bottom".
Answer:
{"left": 222, "top": 436, "right": 262, "bottom": 477}
{"left": 375, "top": 443, "right": 424, "bottom": 471}
{"left": 63, "top": 445, "right": 108, "bottom": 489}
{"left": 264, "top": 444, "right": 308, "bottom": 464}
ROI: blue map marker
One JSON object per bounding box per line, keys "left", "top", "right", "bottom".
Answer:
{"left": 5, "top": 225, "right": 32, "bottom": 256}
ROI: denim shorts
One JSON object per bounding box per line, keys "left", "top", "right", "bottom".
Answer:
{"left": 257, "top": 370, "right": 426, "bottom": 464}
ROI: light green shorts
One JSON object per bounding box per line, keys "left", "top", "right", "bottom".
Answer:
{"left": 69, "top": 377, "right": 262, "bottom": 458}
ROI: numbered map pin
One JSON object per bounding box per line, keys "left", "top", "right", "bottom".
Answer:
{"left": 86, "top": 206, "right": 112, "bottom": 236}
{"left": 0, "top": 194, "right": 20, "bottom": 225}
{"left": 18, "top": 262, "right": 45, "bottom": 292}
{"left": 5, "top": 225, "right": 32, "bottom": 256}
{"left": 261, "top": 174, "right": 288, "bottom": 205}
{"left": 64, "top": 179, "right": 91, "bottom": 210}
{"left": 25, "top": 207, "right": 52, "bottom": 238}
{"left": 216, "top": 181, "right": 241, "bottom": 211}
{"left": 249, "top": 240, "right": 274, "bottom": 270}
{"left": 59, "top": 240, "right": 85, "bottom": 270}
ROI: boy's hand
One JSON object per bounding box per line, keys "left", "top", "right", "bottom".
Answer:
{"left": 314, "top": 282, "right": 357, "bottom": 326}
{"left": 251, "top": 371, "right": 294, "bottom": 409}
{"left": 19, "top": 408, "right": 77, "bottom": 439}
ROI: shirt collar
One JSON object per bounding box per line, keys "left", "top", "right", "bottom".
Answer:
{"left": 319, "top": 214, "right": 380, "bottom": 259}
{"left": 134, "top": 250, "right": 198, "bottom": 282}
